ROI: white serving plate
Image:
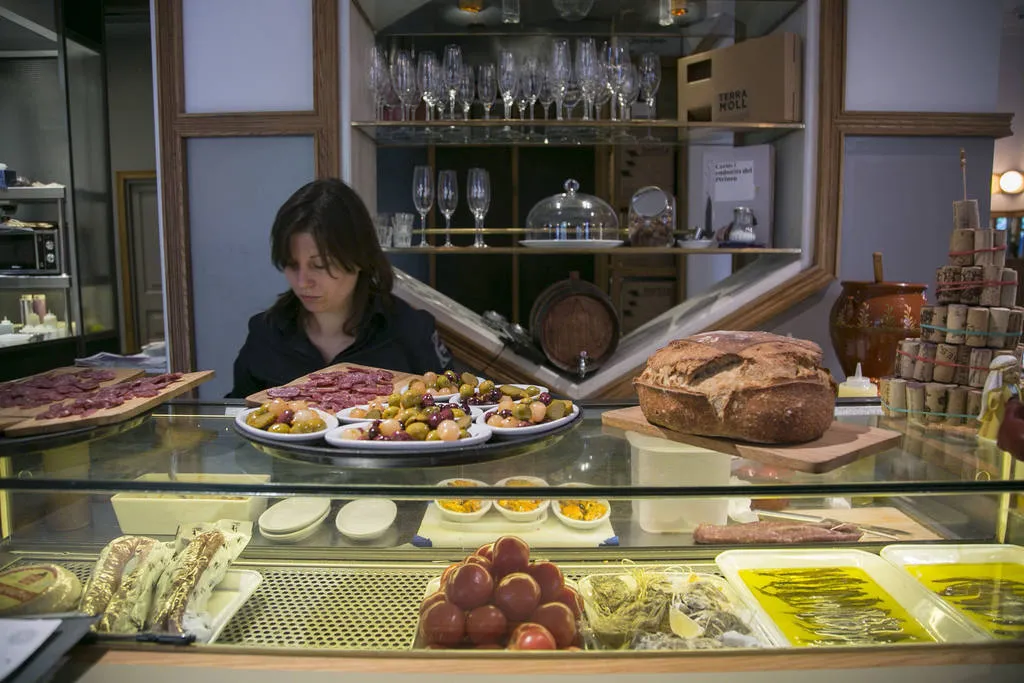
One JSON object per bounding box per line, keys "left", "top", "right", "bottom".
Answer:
{"left": 235, "top": 407, "right": 338, "bottom": 442}
{"left": 433, "top": 478, "right": 493, "bottom": 523}
{"left": 397, "top": 376, "right": 487, "bottom": 402}
{"left": 259, "top": 509, "right": 329, "bottom": 544}
{"left": 259, "top": 497, "right": 332, "bottom": 535}
{"left": 466, "top": 384, "right": 550, "bottom": 409}
{"left": 336, "top": 498, "right": 397, "bottom": 540}
{"left": 202, "top": 569, "right": 263, "bottom": 644}
{"left": 111, "top": 473, "right": 271, "bottom": 536}
{"left": 324, "top": 422, "right": 492, "bottom": 450}
{"left": 715, "top": 548, "right": 986, "bottom": 646}
{"left": 551, "top": 484, "right": 611, "bottom": 531}
{"left": 337, "top": 404, "right": 482, "bottom": 424}
{"left": 519, "top": 239, "right": 624, "bottom": 249}
{"left": 677, "top": 239, "right": 716, "bottom": 249}
{"left": 476, "top": 403, "right": 580, "bottom": 437}
{"left": 493, "top": 475, "right": 551, "bottom": 523}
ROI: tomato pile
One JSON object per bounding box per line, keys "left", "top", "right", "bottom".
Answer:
{"left": 418, "top": 536, "right": 584, "bottom": 650}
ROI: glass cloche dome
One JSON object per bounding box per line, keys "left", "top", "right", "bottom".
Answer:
{"left": 524, "top": 179, "right": 619, "bottom": 242}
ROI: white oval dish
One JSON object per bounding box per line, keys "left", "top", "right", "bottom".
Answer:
{"left": 259, "top": 497, "right": 332, "bottom": 535}
{"left": 461, "top": 384, "right": 550, "bottom": 409}
{"left": 476, "top": 403, "right": 580, "bottom": 437}
{"left": 551, "top": 484, "right": 611, "bottom": 530}
{"left": 324, "top": 422, "right": 492, "bottom": 450}
{"left": 260, "top": 507, "right": 329, "bottom": 544}
{"left": 433, "top": 478, "right": 492, "bottom": 523}
{"left": 398, "top": 376, "right": 487, "bottom": 402}
{"left": 335, "top": 498, "right": 397, "bottom": 540}
{"left": 493, "top": 476, "right": 550, "bottom": 523}
{"left": 235, "top": 407, "right": 338, "bottom": 442}
{"left": 337, "top": 404, "right": 483, "bottom": 424}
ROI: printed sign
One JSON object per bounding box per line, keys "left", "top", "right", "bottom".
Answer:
{"left": 712, "top": 160, "right": 756, "bottom": 202}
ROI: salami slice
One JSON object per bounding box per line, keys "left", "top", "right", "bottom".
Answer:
{"left": 693, "top": 521, "right": 864, "bottom": 545}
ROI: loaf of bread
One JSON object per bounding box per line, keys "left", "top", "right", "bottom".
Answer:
{"left": 635, "top": 331, "right": 837, "bottom": 444}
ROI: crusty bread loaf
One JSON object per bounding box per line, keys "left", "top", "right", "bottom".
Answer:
{"left": 634, "top": 331, "right": 837, "bottom": 444}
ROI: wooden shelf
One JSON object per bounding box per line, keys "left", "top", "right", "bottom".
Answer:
{"left": 385, "top": 246, "right": 802, "bottom": 256}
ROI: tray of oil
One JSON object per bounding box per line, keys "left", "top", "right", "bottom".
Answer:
{"left": 880, "top": 543, "right": 1024, "bottom": 640}
{"left": 715, "top": 549, "right": 986, "bottom": 647}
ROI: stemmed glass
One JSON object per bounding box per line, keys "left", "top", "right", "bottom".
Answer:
{"left": 550, "top": 39, "right": 572, "bottom": 121}
{"left": 368, "top": 45, "right": 390, "bottom": 120}
{"left": 418, "top": 51, "right": 442, "bottom": 122}
{"left": 457, "top": 65, "right": 475, "bottom": 120}
{"left": 606, "top": 42, "right": 630, "bottom": 121}
{"left": 621, "top": 64, "right": 640, "bottom": 120}
{"left": 498, "top": 49, "right": 518, "bottom": 120}
{"left": 575, "top": 38, "right": 599, "bottom": 120}
{"left": 563, "top": 79, "right": 581, "bottom": 120}
{"left": 467, "top": 168, "right": 491, "bottom": 249}
{"left": 594, "top": 76, "right": 611, "bottom": 120}
{"left": 517, "top": 59, "right": 537, "bottom": 121}
{"left": 639, "top": 52, "right": 662, "bottom": 119}
{"left": 412, "top": 166, "right": 434, "bottom": 248}
{"left": 443, "top": 45, "right": 463, "bottom": 120}
{"left": 391, "top": 50, "right": 417, "bottom": 121}
{"left": 537, "top": 64, "right": 555, "bottom": 119}
{"left": 477, "top": 63, "right": 497, "bottom": 120}
{"left": 438, "top": 170, "right": 458, "bottom": 248}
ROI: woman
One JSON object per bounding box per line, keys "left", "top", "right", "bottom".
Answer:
{"left": 228, "top": 179, "right": 451, "bottom": 398}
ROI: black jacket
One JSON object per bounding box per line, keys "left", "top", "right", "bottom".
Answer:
{"left": 228, "top": 295, "right": 452, "bottom": 398}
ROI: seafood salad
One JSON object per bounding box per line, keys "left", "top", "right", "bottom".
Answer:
{"left": 907, "top": 562, "right": 1024, "bottom": 639}
{"left": 739, "top": 567, "right": 934, "bottom": 646}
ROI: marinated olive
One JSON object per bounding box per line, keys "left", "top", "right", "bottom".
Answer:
{"left": 406, "top": 422, "right": 429, "bottom": 441}
{"left": 408, "top": 379, "right": 427, "bottom": 394}
{"left": 426, "top": 430, "right": 442, "bottom": 441}
{"left": 460, "top": 372, "right": 478, "bottom": 388}
{"left": 459, "top": 428, "right": 470, "bottom": 439}
{"left": 267, "top": 422, "right": 291, "bottom": 434}
{"left": 400, "top": 391, "right": 422, "bottom": 408}
{"left": 455, "top": 415, "right": 472, "bottom": 430}
{"left": 424, "top": 371, "right": 438, "bottom": 387}
{"left": 414, "top": 410, "right": 432, "bottom": 424}
{"left": 478, "top": 380, "right": 495, "bottom": 394}
{"left": 444, "top": 370, "right": 459, "bottom": 384}
{"left": 387, "top": 393, "right": 401, "bottom": 407}
{"left": 500, "top": 385, "right": 527, "bottom": 399}
{"left": 396, "top": 408, "right": 419, "bottom": 424}
{"left": 293, "top": 418, "right": 327, "bottom": 433}
{"left": 435, "top": 375, "right": 451, "bottom": 388}
{"left": 424, "top": 405, "right": 441, "bottom": 416}
{"left": 459, "top": 383, "right": 475, "bottom": 399}
{"left": 451, "top": 408, "right": 466, "bottom": 418}
{"left": 529, "top": 401, "right": 547, "bottom": 423}
{"left": 513, "top": 404, "right": 532, "bottom": 421}
{"left": 366, "top": 408, "right": 382, "bottom": 420}
{"left": 382, "top": 406, "right": 400, "bottom": 419}
{"left": 526, "top": 385, "right": 541, "bottom": 397}
{"left": 379, "top": 419, "right": 402, "bottom": 437}
{"left": 545, "top": 401, "right": 566, "bottom": 421}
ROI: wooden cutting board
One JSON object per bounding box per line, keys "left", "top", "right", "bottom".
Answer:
{"left": 3, "top": 370, "right": 214, "bottom": 437}
{"left": 601, "top": 405, "right": 903, "bottom": 474}
{"left": 0, "top": 367, "right": 145, "bottom": 419}
{"left": 245, "top": 362, "right": 420, "bottom": 407}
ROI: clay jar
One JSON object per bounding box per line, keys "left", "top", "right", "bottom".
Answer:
{"left": 829, "top": 281, "right": 927, "bottom": 379}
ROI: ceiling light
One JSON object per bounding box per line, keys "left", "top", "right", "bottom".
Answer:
{"left": 999, "top": 170, "right": 1024, "bottom": 195}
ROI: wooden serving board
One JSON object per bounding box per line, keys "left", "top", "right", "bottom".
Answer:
{"left": 0, "top": 367, "right": 145, "bottom": 419}
{"left": 3, "top": 370, "right": 214, "bottom": 437}
{"left": 601, "top": 405, "right": 903, "bottom": 474}
{"left": 245, "top": 362, "right": 420, "bottom": 407}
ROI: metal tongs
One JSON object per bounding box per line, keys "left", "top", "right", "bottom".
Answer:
{"left": 755, "top": 510, "right": 911, "bottom": 540}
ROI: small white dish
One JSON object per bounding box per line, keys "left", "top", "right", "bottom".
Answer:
{"left": 324, "top": 422, "right": 492, "bottom": 450}
{"left": 678, "top": 239, "right": 716, "bottom": 249}
{"left": 235, "top": 407, "right": 338, "bottom": 442}
{"left": 259, "top": 497, "right": 331, "bottom": 535}
{"left": 477, "top": 402, "right": 580, "bottom": 437}
{"left": 552, "top": 483, "right": 611, "bottom": 530}
{"left": 466, "top": 384, "right": 551, "bottom": 409}
{"left": 519, "top": 239, "right": 624, "bottom": 250}
{"left": 434, "top": 478, "right": 492, "bottom": 523}
{"left": 336, "top": 498, "right": 397, "bottom": 540}
{"left": 399, "top": 376, "right": 487, "bottom": 402}
{"left": 337, "top": 404, "right": 484, "bottom": 424}
{"left": 493, "top": 476, "right": 550, "bottom": 523}
{"left": 259, "top": 509, "right": 329, "bottom": 544}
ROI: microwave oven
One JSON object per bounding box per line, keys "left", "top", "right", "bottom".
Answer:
{"left": 0, "top": 227, "right": 62, "bottom": 275}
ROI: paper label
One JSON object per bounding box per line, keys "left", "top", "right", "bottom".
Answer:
{"left": 712, "top": 161, "right": 756, "bottom": 202}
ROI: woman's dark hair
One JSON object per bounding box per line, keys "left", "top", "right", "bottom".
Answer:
{"left": 267, "top": 178, "right": 393, "bottom": 335}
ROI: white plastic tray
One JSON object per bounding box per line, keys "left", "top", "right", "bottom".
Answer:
{"left": 203, "top": 569, "right": 263, "bottom": 644}
{"left": 715, "top": 549, "right": 985, "bottom": 646}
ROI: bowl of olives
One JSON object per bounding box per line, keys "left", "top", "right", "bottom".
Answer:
{"left": 237, "top": 400, "right": 339, "bottom": 442}
{"left": 478, "top": 394, "right": 580, "bottom": 437}
{"left": 402, "top": 371, "right": 487, "bottom": 402}
{"left": 339, "top": 394, "right": 483, "bottom": 424}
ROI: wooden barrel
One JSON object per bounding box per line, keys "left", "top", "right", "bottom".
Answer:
{"left": 530, "top": 272, "right": 620, "bottom": 376}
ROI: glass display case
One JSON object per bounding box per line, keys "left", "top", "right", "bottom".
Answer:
{"left": 1, "top": 399, "right": 1022, "bottom": 676}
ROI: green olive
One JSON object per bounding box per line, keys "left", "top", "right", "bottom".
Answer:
{"left": 444, "top": 370, "right": 459, "bottom": 384}
{"left": 366, "top": 408, "right": 382, "bottom": 420}
{"left": 423, "top": 405, "right": 440, "bottom": 416}
{"left": 459, "top": 383, "right": 475, "bottom": 399}
{"left": 513, "top": 404, "right": 532, "bottom": 421}
{"left": 435, "top": 375, "right": 450, "bottom": 388}
{"left": 387, "top": 393, "right": 401, "bottom": 407}
{"left": 460, "top": 372, "right": 479, "bottom": 388}
{"left": 455, "top": 415, "right": 472, "bottom": 430}
{"left": 426, "top": 430, "right": 442, "bottom": 441}
{"left": 382, "top": 406, "right": 400, "bottom": 419}
{"left": 451, "top": 408, "right": 466, "bottom": 418}
{"left": 396, "top": 408, "right": 419, "bottom": 424}
{"left": 459, "top": 428, "right": 470, "bottom": 439}
{"left": 546, "top": 401, "right": 566, "bottom": 421}
{"left": 400, "top": 390, "right": 422, "bottom": 408}
{"left": 478, "top": 380, "right": 495, "bottom": 394}
{"left": 526, "top": 385, "right": 541, "bottom": 397}
{"left": 414, "top": 410, "right": 431, "bottom": 424}
{"left": 406, "top": 422, "right": 429, "bottom": 441}
{"left": 500, "top": 384, "right": 526, "bottom": 399}
{"left": 267, "top": 422, "right": 290, "bottom": 434}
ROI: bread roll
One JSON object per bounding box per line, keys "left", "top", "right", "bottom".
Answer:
{"left": 634, "top": 331, "right": 837, "bottom": 444}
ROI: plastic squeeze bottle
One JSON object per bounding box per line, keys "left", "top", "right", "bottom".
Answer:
{"left": 837, "top": 363, "right": 877, "bottom": 398}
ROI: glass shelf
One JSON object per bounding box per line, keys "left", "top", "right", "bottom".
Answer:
{"left": 384, "top": 246, "right": 801, "bottom": 255}
{"left": 352, "top": 119, "right": 804, "bottom": 148}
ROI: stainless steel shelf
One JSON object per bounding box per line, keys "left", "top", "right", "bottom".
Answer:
{"left": 0, "top": 274, "right": 71, "bottom": 289}
{"left": 0, "top": 187, "right": 66, "bottom": 201}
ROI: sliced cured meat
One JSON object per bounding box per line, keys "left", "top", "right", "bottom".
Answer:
{"left": 266, "top": 386, "right": 301, "bottom": 398}
{"left": 258, "top": 368, "right": 396, "bottom": 412}
{"left": 34, "top": 372, "right": 185, "bottom": 420}
{"left": 0, "top": 369, "right": 119, "bottom": 409}
{"left": 693, "top": 521, "right": 864, "bottom": 545}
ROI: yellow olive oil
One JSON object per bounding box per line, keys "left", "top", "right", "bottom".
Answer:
{"left": 906, "top": 562, "right": 1024, "bottom": 639}
{"left": 739, "top": 566, "right": 934, "bottom": 646}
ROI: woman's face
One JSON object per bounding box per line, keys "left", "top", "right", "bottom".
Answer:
{"left": 284, "top": 232, "right": 359, "bottom": 315}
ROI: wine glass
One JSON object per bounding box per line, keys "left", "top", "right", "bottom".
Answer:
{"left": 537, "top": 63, "right": 554, "bottom": 119}
{"left": 594, "top": 74, "right": 611, "bottom": 120}
{"left": 438, "top": 170, "right": 458, "bottom": 248}
{"left": 418, "top": 51, "right": 442, "bottom": 122}
{"left": 368, "top": 45, "right": 390, "bottom": 120}
{"left": 622, "top": 63, "right": 640, "bottom": 120}
{"left": 443, "top": 44, "right": 463, "bottom": 121}
{"left": 639, "top": 52, "right": 662, "bottom": 119}
{"left": 467, "top": 168, "right": 491, "bottom": 248}
{"left": 457, "top": 65, "right": 475, "bottom": 120}
{"left": 516, "top": 58, "right": 537, "bottom": 121}
{"left": 550, "top": 38, "right": 571, "bottom": 121}
{"left": 563, "top": 79, "right": 581, "bottom": 120}
{"left": 606, "top": 42, "right": 630, "bottom": 121}
{"left": 575, "top": 37, "right": 599, "bottom": 120}
{"left": 498, "top": 49, "right": 518, "bottom": 120}
{"left": 391, "top": 50, "right": 417, "bottom": 121}
{"left": 412, "top": 166, "right": 434, "bottom": 248}
{"left": 477, "top": 63, "right": 497, "bottom": 120}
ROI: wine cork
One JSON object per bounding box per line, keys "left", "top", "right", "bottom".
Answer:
{"left": 1000, "top": 268, "right": 1018, "bottom": 308}
{"left": 980, "top": 265, "right": 1002, "bottom": 306}
{"left": 906, "top": 382, "right": 926, "bottom": 425}
{"left": 994, "top": 230, "right": 1007, "bottom": 267}
{"left": 969, "top": 348, "right": 993, "bottom": 388}
{"left": 913, "top": 342, "right": 936, "bottom": 382}
{"left": 965, "top": 307, "right": 990, "bottom": 347}
{"left": 960, "top": 267, "right": 983, "bottom": 305}
{"left": 954, "top": 345, "right": 972, "bottom": 386}
{"left": 967, "top": 389, "right": 983, "bottom": 424}
{"left": 919, "top": 306, "right": 936, "bottom": 343}
{"left": 933, "top": 344, "right": 958, "bottom": 383}
{"left": 887, "top": 377, "right": 907, "bottom": 418}
{"left": 949, "top": 229, "right": 976, "bottom": 267}
{"left": 947, "top": 386, "right": 967, "bottom": 426}
{"left": 927, "top": 305, "right": 948, "bottom": 343}
{"left": 936, "top": 266, "right": 962, "bottom": 304}
{"left": 946, "top": 304, "right": 968, "bottom": 344}
{"left": 989, "top": 307, "right": 1010, "bottom": 348}
{"left": 954, "top": 199, "right": 981, "bottom": 231}
{"left": 974, "top": 230, "right": 995, "bottom": 267}
{"left": 1007, "top": 309, "right": 1024, "bottom": 349}
{"left": 899, "top": 339, "right": 920, "bottom": 378}
{"left": 924, "top": 383, "right": 948, "bottom": 424}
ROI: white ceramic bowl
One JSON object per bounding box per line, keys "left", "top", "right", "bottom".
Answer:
{"left": 493, "top": 476, "right": 550, "bottom": 523}
{"left": 434, "top": 478, "right": 492, "bottom": 522}
{"left": 259, "top": 497, "right": 332, "bottom": 535}
{"left": 259, "top": 508, "right": 329, "bottom": 544}
{"left": 678, "top": 239, "right": 716, "bottom": 249}
{"left": 335, "top": 498, "right": 397, "bottom": 541}
{"left": 236, "top": 407, "right": 338, "bottom": 442}
{"left": 551, "top": 483, "right": 611, "bottom": 530}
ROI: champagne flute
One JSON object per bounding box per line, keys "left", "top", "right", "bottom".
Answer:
{"left": 639, "top": 52, "right": 662, "bottom": 119}
{"left": 438, "top": 170, "right": 458, "bottom": 248}
{"left": 498, "top": 49, "right": 518, "bottom": 120}
{"left": 443, "top": 44, "right": 463, "bottom": 121}
{"left": 477, "top": 63, "right": 497, "bottom": 120}
{"left": 368, "top": 45, "right": 390, "bottom": 120}
{"left": 537, "top": 63, "right": 554, "bottom": 119}
{"left": 391, "top": 50, "right": 416, "bottom": 121}
{"left": 551, "top": 38, "right": 571, "bottom": 120}
{"left": 457, "top": 65, "right": 475, "bottom": 120}
{"left": 412, "top": 166, "right": 434, "bottom": 248}
{"left": 467, "top": 168, "right": 491, "bottom": 248}
{"left": 516, "top": 59, "right": 536, "bottom": 121}
{"left": 418, "top": 51, "right": 442, "bottom": 122}
{"left": 575, "top": 37, "right": 599, "bottom": 120}
{"left": 607, "top": 43, "right": 631, "bottom": 122}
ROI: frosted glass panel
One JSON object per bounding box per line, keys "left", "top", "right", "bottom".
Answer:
{"left": 182, "top": 0, "right": 314, "bottom": 113}
{"left": 187, "top": 136, "right": 315, "bottom": 399}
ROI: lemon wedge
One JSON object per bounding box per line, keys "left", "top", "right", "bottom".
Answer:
{"left": 669, "top": 606, "right": 702, "bottom": 639}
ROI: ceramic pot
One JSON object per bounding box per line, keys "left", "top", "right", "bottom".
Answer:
{"left": 829, "top": 281, "right": 927, "bottom": 379}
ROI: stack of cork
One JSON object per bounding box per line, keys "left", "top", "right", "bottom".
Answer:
{"left": 880, "top": 198, "right": 1024, "bottom": 426}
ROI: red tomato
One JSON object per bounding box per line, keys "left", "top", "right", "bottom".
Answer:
{"left": 465, "top": 555, "right": 493, "bottom": 573}
{"left": 552, "top": 585, "right": 583, "bottom": 619}
{"left": 474, "top": 542, "right": 495, "bottom": 562}
{"left": 508, "top": 623, "right": 557, "bottom": 650}
{"left": 420, "top": 600, "right": 466, "bottom": 647}
{"left": 529, "top": 602, "right": 576, "bottom": 648}
{"left": 440, "top": 562, "right": 463, "bottom": 589}
{"left": 419, "top": 591, "right": 447, "bottom": 615}
{"left": 445, "top": 563, "right": 494, "bottom": 610}
{"left": 493, "top": 572, "right": 541, "bottom": 622}
{"left": 465, "top": 604, "right": 508, "bottom": 645}
{"left": 526, "top": 561, "right": 564, "bottom": 603}
{"left": 491, "top": 536, "right": 530, "bottom": 579}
